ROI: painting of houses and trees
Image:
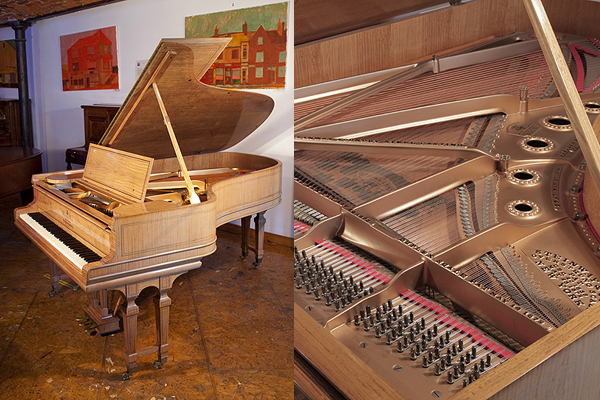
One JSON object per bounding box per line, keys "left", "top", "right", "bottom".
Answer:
{"left": 185, "top": 3, "right": 288, "bottom": 89}
{"left": 0, "top": 40, "right": 17, "bottom": 88}
{"left": 60, "top": 26, "right": 118, "bottom": 91}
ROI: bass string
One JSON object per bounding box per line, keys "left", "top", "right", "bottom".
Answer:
{"left": 295, "top": 150, "right": 459, "bottom": 207}
{"left": 310, "top": 50, "right": 557, "bottom": 128}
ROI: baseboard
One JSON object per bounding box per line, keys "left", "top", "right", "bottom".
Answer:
{"left": 217, "top": 222, "right": 293, "bottom": 248}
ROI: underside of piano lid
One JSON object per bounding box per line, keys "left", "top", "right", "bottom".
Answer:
{"left": 99, "top": 38, "right": 275, "bottom": 160}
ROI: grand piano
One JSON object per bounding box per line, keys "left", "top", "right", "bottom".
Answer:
{"left": 14, "top": 38, "right": 282, "bottom": 378}
{"left": 294, "top": 0, "right": 600, "bottom": 399}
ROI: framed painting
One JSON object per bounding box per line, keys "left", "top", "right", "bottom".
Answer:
{"left": 185, "top": 2, "right": 288, "bottom": 89}
{"left": 0, "top": 40, "right": 17, "bottom": 88}
{"left": 60, "top": 26, "right": 119, "bottom": 91}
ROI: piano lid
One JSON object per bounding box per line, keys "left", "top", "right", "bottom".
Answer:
{"left": 99, "top": 38, "right": 275, "bottom": 159}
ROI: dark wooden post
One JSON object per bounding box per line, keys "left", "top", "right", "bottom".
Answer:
{"left": 10, "top": 21, "right": 33, "bottom": 148}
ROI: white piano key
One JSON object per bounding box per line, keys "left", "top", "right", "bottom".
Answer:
{"left": 20, "top": 213, "right": 86, "bottom": 270}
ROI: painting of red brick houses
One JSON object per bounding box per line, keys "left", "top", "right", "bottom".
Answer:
{"left": 0, "top": 40, "right": 17, "bottom": 88}
{"left": 185, "top": 3, "right": 288, "bottom": 89}
{"left": 60, "top": 27, "right": 118, "bottom": 91}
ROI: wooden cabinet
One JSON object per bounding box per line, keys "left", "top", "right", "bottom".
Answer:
{"left": 0, "top": 99, "right": 28, "bottom": 147}
{"left": 66, "top": 104, "right": 120, "bottom": 169}
{"left": 81, "top": 104, "right": 120, "bottom": 150}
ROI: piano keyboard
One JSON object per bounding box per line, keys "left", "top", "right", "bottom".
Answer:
{"left": 352, "top": 290, "right": 514, "bottom": 389}
{"left": 20, "top": 212, "right": 103, "bottom": 269}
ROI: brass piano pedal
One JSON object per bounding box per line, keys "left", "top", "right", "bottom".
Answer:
{"left": 84, "top": 325, "right": 98, "bottom": 334}
{"left": 75, "top": 316, "right": 89, "bottom": 322}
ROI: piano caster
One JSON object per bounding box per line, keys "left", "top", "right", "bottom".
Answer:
{"left": 122, "top": 365, "right": 136, "bottom": 381}
{"left": 238, "top": 255, "right": 247, "bottom": 261}
{"left": 49, "top": 286, "right": 59, "bottom": 298}
{"left": 251, "top": 259, "right": 262, "bottom": 268}
{"left": 153, "top": 360, "right": 163, "bottom": 369}
{"left": 72, "top": 285, "right": 79, "bottom": 291}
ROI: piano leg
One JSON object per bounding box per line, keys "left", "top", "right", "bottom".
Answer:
{"left": 48, "top": 261, "right": 78, "bottom": 296}
{"left": 240, "top": 215, "right": 251, "bottom": 260}
{"left": 122, "top": 283, "right": 140, "bottom": 379}
{"left": 153, "top": 276, "right": 172, "bottom": 368}
{"left": 49, "top": 261, "right": 60, "bottom": 297}
{"left": 253, "top": 211, "right": 266, "bottom": 267}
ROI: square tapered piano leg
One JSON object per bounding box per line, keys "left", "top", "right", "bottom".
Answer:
{"left": 154, "top": 276, "right": 171, "bottom": 367}
{"left": 122, "top": 283, "right": 141, "bottom": 376}
{"left": 253, "top": 211, "right": 266, "bottom": 266}
{"left": 48, "top": 261, "right": 78, "bottom": 296}
{"left": 241, "top": 215, "right": 251, "bottom": 260}
{"left": 49, "top": 261, "right": 60, "bottom": 297}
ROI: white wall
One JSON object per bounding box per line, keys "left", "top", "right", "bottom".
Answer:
{"left": 0, "top": 0, "right": 294, "bottom": 238}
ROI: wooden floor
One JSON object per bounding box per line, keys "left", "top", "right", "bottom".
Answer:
{"left": 0, "top": 193, "right": 293, "bottom": 399}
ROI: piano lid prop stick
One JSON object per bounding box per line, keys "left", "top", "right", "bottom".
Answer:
{"left": 522, "top": 0, "right": 600, "bottom": 195}
{"left": 151, "top": 82, "right": 200, "bottom": 204}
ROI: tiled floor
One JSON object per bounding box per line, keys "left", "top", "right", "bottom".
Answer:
{"left": 0, "top": 193, "right": 293, "bottom": 399}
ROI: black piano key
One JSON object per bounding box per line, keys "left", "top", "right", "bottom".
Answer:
{"left": 28, "top": 212, "right": 102, "bottom": 263}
